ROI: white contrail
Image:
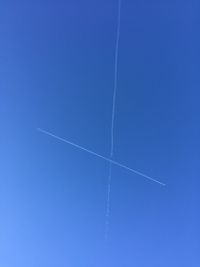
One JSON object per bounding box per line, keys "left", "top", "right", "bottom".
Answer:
{"left": 37, "top": 128, "right": 166, "bottom": 186}
{"left": 110, "top": 0, "right": 121, "bottom": 158}
{"left": 105, "top": 0, "right": 122, "bottom": 241}
{"left": 105, "top": 163, "right": 112, "bottom": 241}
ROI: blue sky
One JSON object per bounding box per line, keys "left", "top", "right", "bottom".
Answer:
{"left": 1, "top": 0, "right": 200, "bottom": 266}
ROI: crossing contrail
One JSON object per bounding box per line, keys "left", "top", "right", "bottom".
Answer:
{"left": 37, "top": 128, "right": 166, "bottom": 186}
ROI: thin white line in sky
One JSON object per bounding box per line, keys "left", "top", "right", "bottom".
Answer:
{"left": 106, "top": 0, "right": 122, "bottom": 241}
{"left": 37, "top": 128, "right": 166, "bottom": 186}
{"left": 105, "top": 163, "right": 112, "bottom": 241}
{"left": 110, "top": 0, "right": 121, "bottom": 158}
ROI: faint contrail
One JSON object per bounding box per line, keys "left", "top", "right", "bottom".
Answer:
{"left": 37, "top": 128, "right": 166, "bottom": 186}
{"left": 105, "top": 0, "right": 122, "bottom": 240}
{"left": 105, "top": 162, "right": 113, "bottom": 241}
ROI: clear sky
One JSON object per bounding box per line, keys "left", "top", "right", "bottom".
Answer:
{"left": 1, "top": 0, "right": 199, "bottom": 266}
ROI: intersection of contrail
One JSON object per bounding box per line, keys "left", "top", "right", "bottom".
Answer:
{"left": 37, "top": 128, "right": 166, "bottom": 186}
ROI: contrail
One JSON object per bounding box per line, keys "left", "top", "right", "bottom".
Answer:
{"left": 110, "top": 0, "right": 121, "bottom": 158}
{"left": 105, "top": 163, "right": 112, "bottom": 241}
{"left": 37, "top": 128, "right": 166, "bottom": 186}
{"left": 105, "top": 0, "right": 122, "bottom": 241}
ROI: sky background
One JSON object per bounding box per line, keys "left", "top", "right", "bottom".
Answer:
{"left": 0, "top": 0, "right": 200, "bottom": 266}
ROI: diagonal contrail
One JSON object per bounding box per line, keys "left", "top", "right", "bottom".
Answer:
{"left": 37, "top": 128, "right": 166, "bottom": 186}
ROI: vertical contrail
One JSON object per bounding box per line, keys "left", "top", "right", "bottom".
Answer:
{"left": 110, "top": 0, "right": 121, "bottom": 157}
{"left": 105, "top": 0, "right": 122, "bottom": 241}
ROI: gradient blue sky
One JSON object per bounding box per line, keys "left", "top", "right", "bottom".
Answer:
{"left": 1, "top": 0, "right": 200, "bottom": 266}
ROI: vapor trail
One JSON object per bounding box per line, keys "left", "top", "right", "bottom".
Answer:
{"left": 110, "top": 0, "right": 121, "bottom": 158}
{"left": 37, "top": 128, "right": 166, "bottom": 186}
{"left": 105, "top": 163, "right": 112, "bottom": 241}
{"left": 105, "top": 0, "right": 122, "bottom": 240}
